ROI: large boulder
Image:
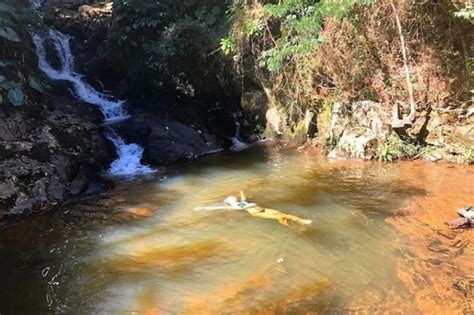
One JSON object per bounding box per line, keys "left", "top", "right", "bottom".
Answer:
{"left": 0, "top": 97, "right": 116, "bottom": 225}
{"left": 116, "top": 111, "right": 222, "bottom": 165}
{"left": 423, "top": 113, "right": 474, "bottom": 163}
{"left": 78, "top": 2, "right": 112, "bottom": 18}
{"left": 327, "top": 101, "right": 392, "bottom": 160}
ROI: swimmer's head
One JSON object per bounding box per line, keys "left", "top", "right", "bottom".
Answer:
{"left": 224, "top": 196, "right": 238, "bottom": 206}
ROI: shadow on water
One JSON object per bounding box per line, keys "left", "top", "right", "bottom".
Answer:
{"left": 0, "top": 143, "right": 430, "bottom": 313}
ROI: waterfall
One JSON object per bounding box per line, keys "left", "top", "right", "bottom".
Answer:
{"left": 230, "top": 116, "right": 249, "bottom": 151}
{"left": 30, "top": 0, "right": 42, "bottom": 10}
{"left": 32, "top": 30, "right": 154, "bottom": 177}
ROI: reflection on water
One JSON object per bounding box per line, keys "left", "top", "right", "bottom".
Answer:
{"left": 0, "top": 144, "right": 439, "bottom": 313}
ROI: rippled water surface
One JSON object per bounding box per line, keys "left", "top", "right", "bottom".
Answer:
{"left": 0, "top": 145, "right": 441, "bottom": 313}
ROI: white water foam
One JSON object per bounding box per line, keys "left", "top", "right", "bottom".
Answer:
{"left": 106, "top": 130, "right": 153, "bottom": 176}
{"left": 32, "top": 30, "right": 153, "bottom": 176}
{"left": 30, "top": 0, "right": 42, "bottom": 10}
{"left": 230, "top": 118, "right": 249, "bottom": 151}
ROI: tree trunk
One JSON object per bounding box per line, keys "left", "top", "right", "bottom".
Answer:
{"left": 390, "top": 0, "right": 416, "bottom": 128}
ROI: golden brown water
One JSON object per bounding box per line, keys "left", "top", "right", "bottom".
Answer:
{"left": 0, "top": 144, "right": 472, "bottom": 314}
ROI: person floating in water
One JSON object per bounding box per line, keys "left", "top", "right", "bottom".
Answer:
{"left": 194, "top": 191, "right": 312, "bottom": 226}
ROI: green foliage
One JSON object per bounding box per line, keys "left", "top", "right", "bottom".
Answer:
{"left": 454, "top": 8, "right": 474, "bottom": 20}
{"left": 6, "top": 84, "right": 24, "bottom": 106}
{"left": 0, "top": 2, "right": 43, "bottom": 107}
{"left": 377, "top": 133, "right": 419, "bottom": 162}
{"left": 220, "top": 37, "right": 236, "bottom": 55}
{"left": 27, "top": 75, "right": 46, "bottom": 93}
{"left": 459, "top": 148, "right": 474, "bottom": 164}
{"left": 226, "top": 0, "right": 376, "bottom": 73}
{"left": 243, "top": 18, "right": 263, "bottom": 38}
{"left": 0, "top": 79, "right": 23, "bottom": 106}
{"left": 107, "top": 0, "right": 232, "bottom": 97}
{"left": 0, "top": 26, "right": 20, "bottom": 42}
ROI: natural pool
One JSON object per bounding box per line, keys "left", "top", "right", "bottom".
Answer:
{"left": 0, "top": 144, "right": 472, "bottom": 314}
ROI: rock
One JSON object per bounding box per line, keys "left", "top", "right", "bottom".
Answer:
{"left": 266, "top": 108, "right": 285, "bottom": 135}
{"left": 457, "top": 206, "right": 474, "bottom": 219}
{"left": 127, "top": 207, "right": 152, "bottom": 218}
{"left": 78, "top": 3, "right": 112, "bottom": 19}
{"left": 45, "top": 0, "right": 88, "bottom": 10}
{"left": 448, "top": 206, "right": 474, "bottom": 229}
{"left": 69, "top": 167, "right": 89, "bottom": 195}
{"left": 327, "top": 102, "right": 349, "bottom": 143}
{"left": 327, "top": 101, "right": 391, "bottom": 160}
{"left": 241, "top": 91, "right": 268, "bottom": 130}
{"left": 423, "top": 110, "right": 474, "bottom": 163}
{"left": 117, "top": 111, "right": 222, "bottom": 165}
{"left": 424, "top": 152, "right": 443, "bottom": 162}
{"left": 0, "top": 117, "right": 29, "bottom": 141}
{"left": 0, "top": 180, "right": 18, "bottom": 210}
{"left": 450, "top": 217, "right": 472, "bottom": 229}
{"left": 0, "top": 97, "right": 116, "bottom": 225}
{"left": 47, "top": 176, "right": 66, "bottom": 200}
{"left": 452, "top": 278, "right": 474, "bottom": 298}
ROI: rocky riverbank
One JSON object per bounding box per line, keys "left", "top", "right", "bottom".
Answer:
{"left": 0, "top": 98, "right": 115, "bottom": 225}
{"left": 0, "top": 0, "right": 252, "bottom": 225}
{"left": 386, "top": 161, "right": 474, "bottom": 313}
{"left": 1, "top": 0, "right": 472, "bottom": 226}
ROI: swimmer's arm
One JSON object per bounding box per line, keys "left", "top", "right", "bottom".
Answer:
{"left": 193, "top": 206, "right": 233, "bottom": 211}
{"left": 240, "top": 191, "right": 246, "bottom": 202}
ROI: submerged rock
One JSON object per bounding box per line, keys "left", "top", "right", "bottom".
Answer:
{"left": 449, "top": 206, "right": 474, "bottom": 229}
{"left": 127, "top": 207, "right": 152, "bottom": 218}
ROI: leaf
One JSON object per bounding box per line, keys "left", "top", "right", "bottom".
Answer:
{"left": 7, "top": 84, "right": 23, "bottom": 106}
{"left": 0, "top": 75, "right": 5, "bottom": 84}
{"left": 0, "top": 3, "right": 14, "bottom": 13}
{"left": 28, "top": 75, "right": 45, "bottom": 92}
{"left": 0, "top": 26, "right": 20, "bottom": 42}
{"left": 205, "top": 13, "right": 216, "bottom": 26}
{"left": 211, "top": 6, "right": 221, "bottom": 15}
{"left": 0, "top": 60, "right": 14, "bottom": 67}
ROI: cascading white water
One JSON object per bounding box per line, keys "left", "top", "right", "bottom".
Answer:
{"left": 30, "top": 0, "right": 42, "bottom": 10}
{"left": 32, "top": 30, "right": 153, "bottom": 177}
{"left": 106, "top": 130, "right": 152, "bottom": 176}
{"left": 32, "top": 31, "right": 128, "bottom": 121}
{"left": 230, "top": 116, "right": 249, "bottom": 151}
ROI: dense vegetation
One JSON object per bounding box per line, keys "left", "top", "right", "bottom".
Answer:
{"left": 3, "top": 0, "right": 472, "bottom": 162}
{"left": 218, "top": 0, "right": 473, "bottom": 161}
{"left": 223, "top": 0, "right": 472, "bottom": 119}
{"left": 105, "top": 0, "right": 238, "bottom": 99}
{"left": 0, "top": 1, "right": 47, "bottom": 110}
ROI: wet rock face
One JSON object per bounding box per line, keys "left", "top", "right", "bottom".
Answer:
{"left": 116, "top": 111, "right": 222, "bottom": 164}
{"left": 44, "top": 0, "right": 89, "bottom": 10}
{"left": 0, "top": 98, "right": 116, "bottom": 225}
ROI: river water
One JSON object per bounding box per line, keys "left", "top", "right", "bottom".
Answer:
{"left": 0, "top": 144, "right": 472, "bottom": 314}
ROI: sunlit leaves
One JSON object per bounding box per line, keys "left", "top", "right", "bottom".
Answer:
{"left": 454, "top": 8, "right": 474, "bottom": 20}
{"left": 253, "top": 0, "right": 377, "bottom": 72}
{"left": 220, "top": 37, "right": 236, "bottom": 55}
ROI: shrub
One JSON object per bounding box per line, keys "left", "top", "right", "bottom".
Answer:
{"left": 0, "top": 2, "right": 45, "bottom": 108}
{"left": 222, "top": 0, "right": 473, "bottom": 138}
